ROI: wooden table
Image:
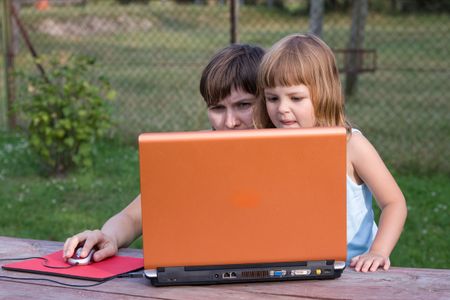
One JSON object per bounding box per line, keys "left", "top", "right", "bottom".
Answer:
{"left": 1, "top": 236, "right": 449, "bottom": 299}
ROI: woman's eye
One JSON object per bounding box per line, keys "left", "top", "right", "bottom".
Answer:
{"left": 291, "top": 97, "right": 302, "bottom": 101}
{"left": 265, "top": 96, "right": 278, "bottom": 102}
{"left": 237, "top": 102, "right": 252, "bottom": 109}
{"left": 209, "top": 105, "right": 224, "bottom": 111}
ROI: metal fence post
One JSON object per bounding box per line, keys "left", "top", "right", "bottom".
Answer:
{"left": 1, "top": 0, "right": 16, "bottom": 130}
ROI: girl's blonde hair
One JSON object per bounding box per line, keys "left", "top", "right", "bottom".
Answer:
{"left": 254, "top": 33, "right": 350, "bottom": 131}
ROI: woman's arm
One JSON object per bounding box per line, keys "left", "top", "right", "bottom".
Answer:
{"left": 63, "top": 194, "right": 142, "bottom": 262}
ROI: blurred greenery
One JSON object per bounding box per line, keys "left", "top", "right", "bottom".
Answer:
{"left": 3, "top": 3, "right": 448, "bottom": 173}
{"left": 16, "top": 54, "right": 115, "bottom": 175}
{"left": 0, "top": 1, "right": 448, "bottom": 269}
{"left": 0, "top": 131, "right": 448, "bottom": 268}
{"left": 0, "top": 130, "right": 143, "bottom": 248}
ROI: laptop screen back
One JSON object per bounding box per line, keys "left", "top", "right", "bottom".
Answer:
{"left": 139, "top": 127, "right": 346, "bottom": 269}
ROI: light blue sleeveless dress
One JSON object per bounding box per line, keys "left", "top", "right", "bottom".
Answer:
{"left": 346, "top": 129, "right": 378, "bottom": 264}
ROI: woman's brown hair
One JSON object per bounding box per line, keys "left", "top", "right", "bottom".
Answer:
{"left": 200, "top": 44, "right": 265, "bottom": 107}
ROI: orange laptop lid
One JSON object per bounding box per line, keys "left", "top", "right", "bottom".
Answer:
{"left": 139, "top": 127, "right": 346, "bottom": 269}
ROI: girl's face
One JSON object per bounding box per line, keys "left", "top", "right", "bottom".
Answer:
{"left": 207, "top": 89, "right": 256, "bottom": 130}
{"left": 264, "top": 84, "right": 316, "bottom": 128}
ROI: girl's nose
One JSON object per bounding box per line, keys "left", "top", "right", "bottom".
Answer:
{"left": 277, "top": 98, "right": 290, "bottom": 113}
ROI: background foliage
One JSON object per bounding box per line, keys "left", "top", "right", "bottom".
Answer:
{"left": 0, "top": 1, "right": 448, "bottom": 269}
{"left": 16, "top": 53, "right": 115, "bottom": 175}
{"left": 0, "top": 131, "right": 448, "bottom": 268}
{"left": 1, "top": 0, "right": 448, "bottom": 174}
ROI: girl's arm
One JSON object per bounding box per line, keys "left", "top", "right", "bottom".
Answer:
{"left": 347, "top": 133, "right": 407, "bottom": 272}
{"left": 63, "top": 194, "right": 142, "bottom": 262}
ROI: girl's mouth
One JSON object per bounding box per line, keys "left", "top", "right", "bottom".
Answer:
{"left": 280, "top": 120, "right": 297, "bottom": 126}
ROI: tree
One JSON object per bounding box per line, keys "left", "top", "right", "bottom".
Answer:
{"left": 309, "top": 0, "right": 324, "bottom": 37}
{"left": 345, "top": 0, "right": 368, "bottom": 96}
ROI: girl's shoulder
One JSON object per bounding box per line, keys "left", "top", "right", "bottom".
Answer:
{"left": 347, "top": 129, "right": 378, "bottom": 163}
{"left": 347, "top": 129, "right": 375, "bottom": 163}
{"left": 347, "top": 129, "right": 384, "bottom": 184}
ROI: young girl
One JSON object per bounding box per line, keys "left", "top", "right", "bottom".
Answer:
{"left": 254, "top": 34, "right": 407, "bottom": 272}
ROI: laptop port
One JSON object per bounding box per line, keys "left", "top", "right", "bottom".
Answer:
{"left": 222, "top": 272, "right": 237, "bottom": 279}
{"left": 241, "top": 270, "right": 269, "bottom": 278}
{"left": 291, "top": 269, "right": 311, "bottom": 276}
{"left": 269, "top": 270, "right": 286, "bottom": 277}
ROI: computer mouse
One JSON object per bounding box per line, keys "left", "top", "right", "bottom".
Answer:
{"left": 67, "top": 246, "right": 95, "bottom": 266}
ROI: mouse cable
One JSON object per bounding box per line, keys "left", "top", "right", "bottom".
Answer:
{"left": 0, "top": 257, "right": 144, "bottom": 288}
{"left": 117, "top": 271, "right": 145, "bottom": 278}
{"left": 0, "top": 275, "right": 118, "bottom": 288}
{"left": 0, "top": 256, "right": 74, "bottom": 269}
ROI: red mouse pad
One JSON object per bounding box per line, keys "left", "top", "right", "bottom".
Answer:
{"left": 2, "top": 250, "right": 144, "bottom": 281}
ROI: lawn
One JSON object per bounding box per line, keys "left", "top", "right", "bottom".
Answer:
{"left": 0, "top": 131, "right": 448, "bottom": 269}
{"left": 2, "top": 2, "right": 448, "bottom": 173}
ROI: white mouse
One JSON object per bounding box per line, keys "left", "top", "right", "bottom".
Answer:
{"left": 67, "top": 246, "right": 95, "bottom": 266}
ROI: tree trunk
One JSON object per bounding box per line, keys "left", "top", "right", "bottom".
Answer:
{"left": 345, "top": 0, "right": 368, "bottom": 97}
{"left": 230, "top": 0, "right": 239, "bottom": 44}
{"left": 309, "top": 0, "right": 324, "bottom": 37}
{"left": 1, "top": 0, "right": 17, "bottom": 129}
{"left": 12, "top": 0, "right": 20, "bottom": 55}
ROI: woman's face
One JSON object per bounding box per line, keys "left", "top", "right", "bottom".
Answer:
{"left": 207, "top": 89, "right": 256, "bottom": 130}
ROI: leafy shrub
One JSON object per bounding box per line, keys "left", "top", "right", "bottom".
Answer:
{"left": 16, "top": 53, "right": 116, "bottom": 176}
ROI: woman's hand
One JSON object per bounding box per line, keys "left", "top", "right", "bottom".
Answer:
{"left": 350, "top": 252, "right": 391, "bottom": 272}
{"left": 63, "top": 229, "right": 118, "bottom": 263}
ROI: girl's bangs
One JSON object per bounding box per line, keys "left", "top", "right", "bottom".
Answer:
{"left": 262, "top": 51, "right": 309, "bottom": 88}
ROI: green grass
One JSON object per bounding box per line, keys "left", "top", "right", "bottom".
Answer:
{"left": 387, "top": 173, "right": 449, "bottom": 268}
{"left": 0, "top": 131, "right": 142, "bottom": 248}
{"left": 0, "top": 131, "right": 449, "bottom": 269}
{"left": 2, "top": 3, "right": 448, "bottom": 173}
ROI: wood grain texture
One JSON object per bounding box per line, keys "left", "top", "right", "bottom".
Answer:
{"left": 1, "top": 236, "right": 449, "bottom": 299}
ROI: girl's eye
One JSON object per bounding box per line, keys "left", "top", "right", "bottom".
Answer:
{"left": 291, "top": 96, "right": 303, "bottom": 102}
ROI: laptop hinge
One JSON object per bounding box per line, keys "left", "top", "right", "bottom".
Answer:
{"left": 144, "top": 269, "right": 157, "bottom": 278}
{"left": 334, "top": 261, "right": 346, "bottom": 270}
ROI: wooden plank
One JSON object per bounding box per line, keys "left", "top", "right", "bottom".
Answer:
{"left": 222, "top": 267, "right": 450, "bottom": 300}
{"left": 1, "top": 236, "right": 449, "bottom": 300}
{"left": 0, "top": 280, "right": 155, "bottom": 300}
{"left": 0, "top": 237, "right": 302, "bottom": 299}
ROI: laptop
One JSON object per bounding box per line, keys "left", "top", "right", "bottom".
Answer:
{"left": 138, "top": 127, "right": 347, "bottom": 286}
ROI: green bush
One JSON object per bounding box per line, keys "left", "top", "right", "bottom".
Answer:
{"left": 16, "top": 53, "right": 116, "bottom": 176}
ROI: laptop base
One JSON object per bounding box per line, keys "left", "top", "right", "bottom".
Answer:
{"left": 145, "top": 260, "right": 345, "bottom": 286}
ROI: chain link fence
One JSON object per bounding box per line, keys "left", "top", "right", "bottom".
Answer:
{"left": 1, "top": 0, "right": 449, "bottom": 174}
